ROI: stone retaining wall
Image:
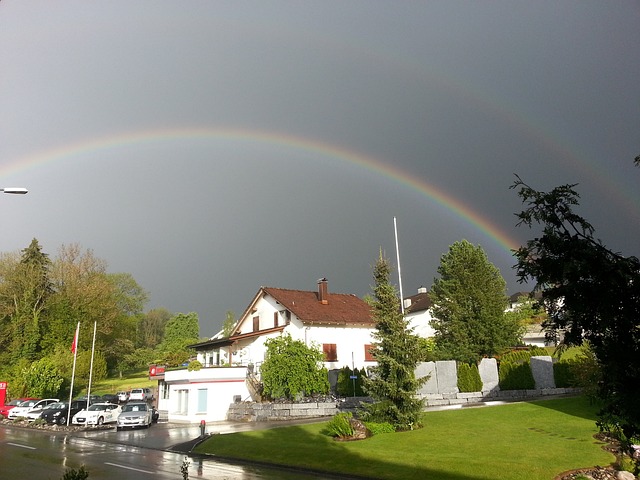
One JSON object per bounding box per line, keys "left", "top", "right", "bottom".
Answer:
{"left": 227, "top": 401, "right": 339, "bottom": 421}
{"left": 226, "top": 387, "right": 580, "bottom": 421}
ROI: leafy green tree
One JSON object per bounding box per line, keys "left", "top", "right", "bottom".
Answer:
{"left": 222, "top": 310, "right": 236, "bottom": 337}
{"left": 512, "top": 175, "right": 640, "bottom": 449}
{"left": 22, "top": 357, "right": 64, "bottom": 398}
{"left": 429, "top": 240, "right": 521, "bottom": 362}
{"left": 0, "top": 239, "right": 53, "bottom": 362}
{"left": 505, "top": 295, "right": 546, "bottom": 327}
{"left": 363, "top": 253, "right": 426, "bottom": 430}
{"left": 158, "top": 312, "right": 200, "bottom": 366}
{"left": 260, "top": 334, "right": 329, "bottom": 400}
{"left": 138, "top": 308, "right": 171, "bottom": 348}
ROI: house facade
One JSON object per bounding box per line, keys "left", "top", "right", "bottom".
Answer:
{"left": 402, "top": 286, "right": 436, "bottom": 338}
{"left": 159, "top": 278, "right": 376, "bottom": 422}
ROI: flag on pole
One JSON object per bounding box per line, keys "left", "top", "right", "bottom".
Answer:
{"left": 71, "top": 325, "right": 79, "bottom": 354}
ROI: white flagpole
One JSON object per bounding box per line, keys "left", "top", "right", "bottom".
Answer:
{"left": 86, "top": 321, "right": 97, "bottom": 408}
{"left": 67, "top": 322, "right": 80, "bottom": 426}
{"left": 394, "top": 217, "right": 405, "bottom": 314}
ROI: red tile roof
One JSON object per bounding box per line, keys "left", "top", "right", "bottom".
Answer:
{"left": 262, "top": 287, "right": 374, "bottom": 326}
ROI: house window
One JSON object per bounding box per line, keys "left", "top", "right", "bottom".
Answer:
{"left": 253, "top": 316, "right": 259, "bottom": 332}
{"left": 197, "top": 388, "right": 208, "bottom": 413}
{"left": 323, "top": 343, "right": 338, "bottom": 362}
{"left": 176, "top": 389, "right": 189, "bottom": 415}
{"left": 159, "top": 381, "right": 169, "bottom": 400}
{"left": 273, "top": 311, "right": 278, "bottom": 328}
{"left": 364, "top": 344, "right": 375, "bottom": 362}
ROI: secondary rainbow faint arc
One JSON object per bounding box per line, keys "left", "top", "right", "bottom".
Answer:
{"left": 1, "top": 127, "right": 521, "bottom": 253}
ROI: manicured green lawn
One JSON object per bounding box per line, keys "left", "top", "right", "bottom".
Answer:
{"left": 194, "top": 396, "right": 615, "bottom": 480}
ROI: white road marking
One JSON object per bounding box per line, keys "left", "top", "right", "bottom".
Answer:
{"left": 104, "top": 462, "right": 154, "bottom": 474}
{"left": 7, "top": 442, "right": 36, "bottom": 450}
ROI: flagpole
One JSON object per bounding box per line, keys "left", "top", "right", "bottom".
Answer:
{"left": 67, "top": 322, "right": 80, "bottom": 426}
{"left": 394, "top": 216, "right": 405, "bottom": 314}
{"left": 86, "top": 321, "right": 97, "bottom": 409}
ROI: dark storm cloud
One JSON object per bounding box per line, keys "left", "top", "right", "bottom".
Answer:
{"left": 1, "top": 1, "right": 638, "bottom": 336}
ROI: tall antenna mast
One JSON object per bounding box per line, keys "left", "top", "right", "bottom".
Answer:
{"left": 394, "top": 216, "right": 405, "bottom": 314}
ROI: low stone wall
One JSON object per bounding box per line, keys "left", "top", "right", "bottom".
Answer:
{"left": 227, "top": 401, "right": 339, "bottom": 422}
{"left": 227, "top": 388, "right": 581, "bottom": 421}
{"left": 421, "top": 387, "right": 581, "bottom": 407}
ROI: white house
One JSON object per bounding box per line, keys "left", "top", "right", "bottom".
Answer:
{"left": 158, "top": 278, "right": 376, "bottom": 422}
{"left": 402, "top": 286, "right": 436, "bottom": 338}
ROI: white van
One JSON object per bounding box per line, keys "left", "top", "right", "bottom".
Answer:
{"left": 129, "top": 388, "right": 153, "bottom": 402}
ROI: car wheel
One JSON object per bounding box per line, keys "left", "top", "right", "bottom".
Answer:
{"left": 58, "top": 417, "right": 66, "bottom": 425}
{"left": 97, "top": 416, "right": 104, "bottom": 425}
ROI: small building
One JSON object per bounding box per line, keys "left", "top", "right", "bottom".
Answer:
{"left": 403, "top": 286, "right": 435, "bottom": 338}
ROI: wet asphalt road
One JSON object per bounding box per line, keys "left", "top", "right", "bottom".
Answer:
{"left": 0, "top": 420, "right": 340, "bottom": 479}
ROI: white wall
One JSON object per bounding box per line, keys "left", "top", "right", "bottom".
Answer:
{"left": 163, "top": 367, "right": 250, "bottom": 422}
{"left": 287, "top": 320, "right": 376, "bottom": 370}
{"left": 405, "top": 309, "right": 436, "bottom": 338}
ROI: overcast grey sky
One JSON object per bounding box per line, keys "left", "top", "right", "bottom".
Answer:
{"left": 1, "top": 2, "right": 639, "bottom": 337}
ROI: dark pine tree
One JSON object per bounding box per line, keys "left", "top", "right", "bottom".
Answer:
{"left": 363, "top": 252, "right": 426, "bottom": 430}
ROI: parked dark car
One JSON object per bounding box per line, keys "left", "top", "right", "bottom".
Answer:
{"left": 76, "top": 394, "right": 100, "bottom": 406}
{"left": 41, "top": 400, "right": 87, "bottom": 425}
{"left": 100, "top": 394, "right": 118, "bottom": 404}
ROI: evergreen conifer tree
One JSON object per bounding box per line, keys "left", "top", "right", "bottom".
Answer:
{"left": 363, "top": 252, "right": 426, "bottom": 430}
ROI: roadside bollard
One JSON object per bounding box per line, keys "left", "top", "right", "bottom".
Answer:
{"left": 200, "top": 419, "right": 206, "bottom": 437}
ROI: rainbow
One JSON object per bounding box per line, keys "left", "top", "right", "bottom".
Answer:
{"left": 0, "top": 127, "right": 522, "bottom": 253}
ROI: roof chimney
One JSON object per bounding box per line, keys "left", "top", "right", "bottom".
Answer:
{"left": 418, "top": 286, "right": 427, "bottom": 294}
{"left": 317, "top": 278, "right": 328, "bottom": 305}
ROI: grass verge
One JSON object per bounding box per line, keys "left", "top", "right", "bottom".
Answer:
{"left": 193, "top": 396, "right": 614, "bottom": 480}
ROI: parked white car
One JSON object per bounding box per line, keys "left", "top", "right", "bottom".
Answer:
{"left": 8, "top": 398, "right": 59, "bottom": 420}
{"left": 73, "top": 402, "right": 122, "bottom": 426}
{"left": 128, "top": 388, "right": 153, "bottom": 402}
{"left": 26, "top": 403, "right": 58, "bottom": 422}
{"left": 116, "top": 391, "right": 129, "bottom": 403}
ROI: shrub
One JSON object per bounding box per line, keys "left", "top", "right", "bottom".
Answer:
{"left": 322, "top": 412, "right": 354, "bottom": 438}
{"left": 187, "top": 360, "right": 202, "bottom": 372}
{"left": 553, "top": 360, "right": 575, "bottom": 388}
{"left": 457, "top": 362, "right": 483, "bottom": 392}
{"left": 499, "top": 360, "right": 535, "bottom": 390}
{"left": 61, "top": 465, "right": 89, "bottom": 480}
{"left": 336, "top": 366, "right": 367, "bottom": 397}
{"left": 364, "top": 421, "right": 395, "bottom": 435}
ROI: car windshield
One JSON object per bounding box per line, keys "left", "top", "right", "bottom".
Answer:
{"left": 21, "top": 400, "right": 39, "bottom": 407}
{"left": 6, "top": 399, "right": 23, "bottom": 406}
{"left": 123, "top": 404, "right": 147, "bottom": 412}
{"left": 47, "top": 402, "right": 67, "bottom": 409}
{"left": 88, "top": 404, "right": 108, "bottom": 411}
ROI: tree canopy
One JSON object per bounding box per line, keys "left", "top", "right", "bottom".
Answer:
{"left": 429, "top": 240, "right": 521, "bottom": 362}
{"left": 512, "top": 175, "right": 640, "bottom": 448}
{"left": 0, "top": 239, "right": 199, "bottom": 398}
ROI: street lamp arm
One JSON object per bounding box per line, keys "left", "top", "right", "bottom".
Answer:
{"left": 0, "top": 187, "right": 28, "bottom": 194}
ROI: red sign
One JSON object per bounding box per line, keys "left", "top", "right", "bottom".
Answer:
{"left": 148, "top": 365, "right": 165, "bottom": 378}
{"left": 0, "top": 382, "right": 7, "bottom": 407}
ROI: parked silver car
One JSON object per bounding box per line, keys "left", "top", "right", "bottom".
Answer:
{"left": 116, "top": 402, "right": 152, "bottom": 430}
{"left": 128, "top": 388, "right": 153, "bottom": 402}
